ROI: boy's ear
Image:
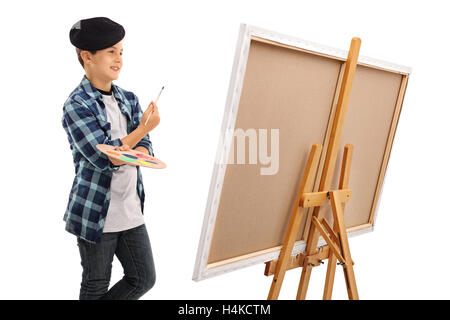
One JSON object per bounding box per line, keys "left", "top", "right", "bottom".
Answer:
{"left": 80, "top": 50, "right": 92, "bottom": 66}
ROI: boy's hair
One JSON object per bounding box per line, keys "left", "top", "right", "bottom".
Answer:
{"left": 76, "top": 48, "right": 97, "bottom": 68}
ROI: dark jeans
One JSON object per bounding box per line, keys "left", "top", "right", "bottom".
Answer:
{"left": 77, "top": 223, "right": 156, "bottom": 300}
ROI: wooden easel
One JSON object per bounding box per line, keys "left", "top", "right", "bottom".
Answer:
{"left": 264, "top": 38, "right": 361, "bottom": 300}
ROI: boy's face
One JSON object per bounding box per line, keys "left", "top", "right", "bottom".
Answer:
{"left": 84, "top": 40, "right": 123, "bottom": 81}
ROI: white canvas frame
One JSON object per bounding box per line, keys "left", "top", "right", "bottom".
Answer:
{"left": 193, "top": 23, "right": 411, "bottom": 281}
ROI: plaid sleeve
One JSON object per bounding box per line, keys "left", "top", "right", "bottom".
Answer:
{"left": 132, "top": 94, "right": 154, "bottom": 156}
{"left": 63, "top": 100, "right": 123, "bottom": 171}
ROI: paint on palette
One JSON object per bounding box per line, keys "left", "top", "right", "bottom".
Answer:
{"left": 109, "top": 149, "right": 159, "bottom": 165}
{"left": 138, "top": 160, "right": 153, "bottom": 166}
{"left": 120, "top": 156, "right": 137, "bottom": 162}
{"left": 135, "top": 153, "right": 147, "bottom": 158}
{"left": 136, "top": 153, "right": 156, "bottom": 161}
{"left": 122, "top": 154, "right": 139, "bottom": 159}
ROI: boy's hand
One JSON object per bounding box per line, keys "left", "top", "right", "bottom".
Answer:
{"left": 138, "top": 101, "right": 160, "bottom": 133}
{"left": 114, "top": 144, "right": 131, "bottom": 152}
{"left": 108, "top": 144, "right": 132, "bottom": 166}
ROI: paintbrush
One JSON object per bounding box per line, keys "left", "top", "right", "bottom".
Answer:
{"left": 144, "top": 86, "right": 164, "bottom": 126}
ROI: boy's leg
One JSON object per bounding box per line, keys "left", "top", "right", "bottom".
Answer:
{"left": 77, "top": 233, "right": 118, "bottom": 300}
{"left": 101, "top": 224, "right": 156, "bottom": 300}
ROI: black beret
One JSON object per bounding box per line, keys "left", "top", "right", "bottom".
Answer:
{"left": 69, "top": 17, "right": 125, "bottom": 51}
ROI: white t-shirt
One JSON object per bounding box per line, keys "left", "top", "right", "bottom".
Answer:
{"left": 101, "top": 93, "right": 145, "bottom": 233}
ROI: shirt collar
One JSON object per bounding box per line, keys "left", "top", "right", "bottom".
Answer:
{"left": 80, "top": 75, "right": 124, "bottom": 103}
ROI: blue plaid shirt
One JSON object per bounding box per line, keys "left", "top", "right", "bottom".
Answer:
{"left": 62, "top": 75, "right": 154, "bottom": 243}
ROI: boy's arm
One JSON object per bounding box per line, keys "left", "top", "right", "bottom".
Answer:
{"left": 131, "top": 93, "right": 155, "bottom": 156}
{"left": 133, "top": 136, "right": 154, "bottom": 156}
{"left": 63, "top": 100, "right": 149, "bottom": 170}
{"left": 134, "top": 146, "right": 150, "bottom": 155}
{"left": 120, "top": 126, "right": 149, "bottom": 150}
{"left": 63, "top": 101, "right": 122, "bottom": 171}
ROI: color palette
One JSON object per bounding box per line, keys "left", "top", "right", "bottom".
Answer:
{"left": 96, "top": 144, "right": 166, "bottom": 169}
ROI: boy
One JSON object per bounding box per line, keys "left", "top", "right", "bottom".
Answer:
{"left": 62, "top": 17, "right": 160, "bottom": 300}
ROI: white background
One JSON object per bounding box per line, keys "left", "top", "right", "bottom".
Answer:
{"left": 0, "top": 0, "right": 448, "bottom": 300}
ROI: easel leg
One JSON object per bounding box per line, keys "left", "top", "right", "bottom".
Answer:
{"left": 268, "top": 144, "right": 322, "bottom": 300}
{"left": 297, "top": 265, "right": 313, "bottom": 299}
{"left": 323, "top": 144, "right": 353, "bottom": 300}
{"left": 330, "top": 191, "right": 358, "bottom": 299}
{"left": 323, "top": 254, "right": 337, "bottom": 299}
{"left": 296, "top": 38, "right": 360, "bottom": 300}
